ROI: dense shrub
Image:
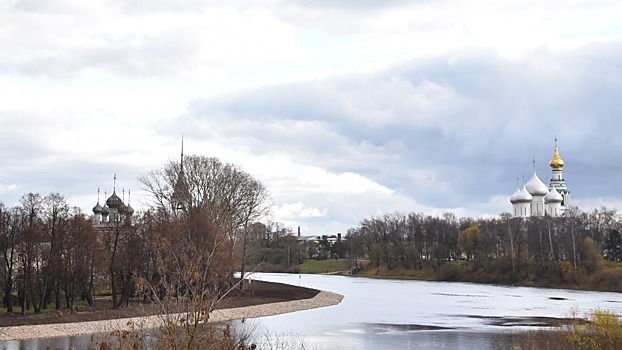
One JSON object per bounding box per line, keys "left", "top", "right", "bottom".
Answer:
{"left": 435, "top": 262, "right": 461, "bottom": 281}
{"left": 498, "top": 309, "right": 622, "bottom": 350}
{"left": 564, "top": 309, "right": 622, "bottom": 350}
{"left": 588, "top": 269, "right": 622, "bottom": 292}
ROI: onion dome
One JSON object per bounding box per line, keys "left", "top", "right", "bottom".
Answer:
{"left": 549, "top": 146, "right": 564, "bottom": 170}
{"left": 545, "top": 187, "right": 563, "bottom": 203}
{"left": 525, "top": 172, "right": 549, "bottom": 196}
{"left": 93, "top": 201, "right": 103, "bottom": 214}
{"left": 516, "top": 186, "right": 533, "bottom": 202}
{"left": 118, "top": 202, "right": 128, "bottom": 213}
{"left": 126, "top": 189, "right": 134, "bottom": 215}
{"left": 101, "top": 204, "right": 110, "bottom": 215}
{"left": 106, "top": 191, "right": 123, "bottom": 209}
{"left": 510, "top": 187, "right": 521, "bottom": 204}
{"left": 93, "top": 188, "right": 103, "bottom": 214}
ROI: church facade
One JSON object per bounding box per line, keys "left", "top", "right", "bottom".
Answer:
{"left": 510, "top": 141, "right": 571, "bottom": 218}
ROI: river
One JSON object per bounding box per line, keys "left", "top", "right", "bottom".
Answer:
{"left": 2, "top": 273, "right": 622, "bottom": 349}
{"left": 245, "top": 273, "right": 622, "bottom": 350}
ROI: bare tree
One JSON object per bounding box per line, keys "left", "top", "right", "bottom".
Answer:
{"left": 39, "top": 193, "right": 69, "bottom": 311}
{"left": 133, "top": 207, "right": 249, "bottom": 349}
{"left": 0, "top": 204, "right": 19, "bottom": 312}
{"left": 139, "top": 154, "right": 270, "bottom": 289}
{"left": 17, "top": 193, "right": 44, "bottom": 314}
{"left": 62, "top": 208, "right": 98, "bottom": 311}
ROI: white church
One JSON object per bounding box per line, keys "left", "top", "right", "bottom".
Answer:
{"left": 510, "top": 140, "right": 571, "bottom": 218}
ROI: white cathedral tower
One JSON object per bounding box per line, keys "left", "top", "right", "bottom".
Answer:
{"left": 510, "top": 139, "right": 570, "bottom": 218}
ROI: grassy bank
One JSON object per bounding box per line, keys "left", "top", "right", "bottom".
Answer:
{"left": 292, "top": 258, "right": 622, "bottom": 292}
{"left": 353, "top": 259, "right": 622, "bottom": 292}
{"left": 298, "top": 259, "right": 351, "bottom": 274}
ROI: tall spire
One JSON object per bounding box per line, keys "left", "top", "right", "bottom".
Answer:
{"left": 180, "top": 134, "right": 184, "bottom": 171}
{"left": 172, "top": 135, "right": 189, "bottom": 213}
{"left": 113, "top": 174, "right": 117, "bottom": 192}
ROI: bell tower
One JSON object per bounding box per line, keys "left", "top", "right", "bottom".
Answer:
{"left": 171, "top": 136, "right": 190, "bottom": 216}
{"left": 549, "top": 137, "right": 571, "bottom": 213}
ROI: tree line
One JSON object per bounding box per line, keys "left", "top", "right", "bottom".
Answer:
{"left": 0, "top": 193, "right": 97, "bottom": 314}
{"left": 0, "top": 155, "right": 270, "bottom": 319}
{"left": 344, "top": 208, "right": 622, "bottom": 289}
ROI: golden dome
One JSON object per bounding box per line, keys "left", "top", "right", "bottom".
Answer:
{"left": 549, "top": 146, "right": 564, "bottom": 170}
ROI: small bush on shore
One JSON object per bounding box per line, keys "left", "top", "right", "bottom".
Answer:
{"left": 496, "top": 309, "right": 622, "bottom": 350}
{"left": 564, "top": 309, "right": 622, "bottom": 350}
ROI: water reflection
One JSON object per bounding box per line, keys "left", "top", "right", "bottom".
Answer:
{"left": 1, "top": 334, "right": 93, "bottom": 350}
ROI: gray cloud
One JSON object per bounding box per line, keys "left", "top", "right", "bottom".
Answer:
{"left": 180, "top": 41, "right": 622, "bottom": 215}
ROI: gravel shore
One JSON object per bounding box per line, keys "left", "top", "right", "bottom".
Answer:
{"left": 0, "top": 291, "right": 343, "bottom": 341}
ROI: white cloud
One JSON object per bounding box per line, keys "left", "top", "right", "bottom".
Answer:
{"left": 2, "top": 0, "right": 622, "bottom": 234}
{"left": 0, "top": 183, "right": 17, "bottom": 195}
{"left": 274, "top": 202, "right": 327, "bottom": 218}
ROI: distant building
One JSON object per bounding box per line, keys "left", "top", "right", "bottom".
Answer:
{"left": 509, "top": 139, "right": 571, "bottom": 218}
{"left": 92, "top": 174, "right": 134, "bottom": 228}
{"left": 296, "top": 234, "right": 342, "bottom": 244}
{"left": 295, "top": 226, "right": 342, "bottom": 244}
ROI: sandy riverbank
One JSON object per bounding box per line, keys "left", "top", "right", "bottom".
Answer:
{"left": 0, "top": 290, "right": 343, "bottom": 341}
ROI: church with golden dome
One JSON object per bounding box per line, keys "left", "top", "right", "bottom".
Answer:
{"left": 510, "top": 139, "right": 571, "bottom": 218}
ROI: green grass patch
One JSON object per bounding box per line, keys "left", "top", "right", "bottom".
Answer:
{"left": 299, "top": 259, "right": 351, "bottom": 274}
{"left": 355, "top": 265, "right": 437, "bottom": 281}
{"left": 602, "top": 260, "right": 622, "bottom": 269}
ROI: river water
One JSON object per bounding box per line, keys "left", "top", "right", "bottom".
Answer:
{"left": 2, "top": 273, "right": 622, "bottom": 349}
{"left": 245, "top": 273, "right": 622, "bottom": 350}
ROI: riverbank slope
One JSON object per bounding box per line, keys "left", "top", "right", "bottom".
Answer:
{"left": 290, "top": 258, "right": 622, "bottom": 292}
{"left": 0, "top": 281, "right": 343, "bottom": 341}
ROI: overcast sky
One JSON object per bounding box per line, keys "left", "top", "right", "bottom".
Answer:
{"left": 2, "top": 0, "right": 622, "bottom": 235}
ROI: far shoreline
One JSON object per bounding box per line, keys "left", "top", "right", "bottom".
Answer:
{"left": 290, "top": 258, "right": 622, "bottom": 294}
